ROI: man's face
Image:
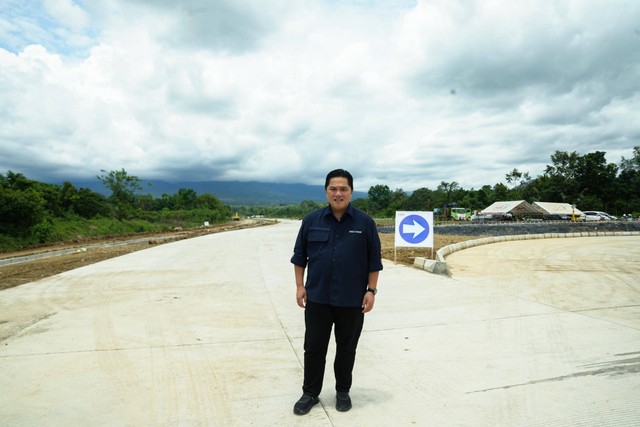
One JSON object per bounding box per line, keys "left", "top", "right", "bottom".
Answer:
{"left": 326, "top": 177, "right": 352, "bottom": 212}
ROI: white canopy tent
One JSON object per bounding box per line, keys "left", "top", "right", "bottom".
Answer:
{"left": 481, "top": 200, "right": 542, "bottom": 219}
{"left": 533, "top": 202, "right": 584, "bottom": 217}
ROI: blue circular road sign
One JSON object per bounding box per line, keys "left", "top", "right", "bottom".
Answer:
{"left": 398, "top": 214, "right": 430, "bottom": 244}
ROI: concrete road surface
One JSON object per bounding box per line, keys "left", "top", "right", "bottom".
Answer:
{"left": 1, "top": 221, "right": 639, "bottom": 426}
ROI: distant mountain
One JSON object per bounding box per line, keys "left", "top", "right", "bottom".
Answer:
{"left": 69, "top": 179, "right": 368, "bottom": 206}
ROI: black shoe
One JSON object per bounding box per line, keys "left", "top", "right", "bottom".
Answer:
{"left": 336, "top": 392, "right": 352, "bottom": 412}
{"left": 293, "top": 394, "right": 319, "bottom": 415}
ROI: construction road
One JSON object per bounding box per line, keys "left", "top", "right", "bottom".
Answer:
{"left": 1, "top": 220, "right": 639, "bottom": 426}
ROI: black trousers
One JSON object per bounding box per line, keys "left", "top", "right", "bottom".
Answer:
{"left": 302, "top": 301, "right": 365, "bottom": 397}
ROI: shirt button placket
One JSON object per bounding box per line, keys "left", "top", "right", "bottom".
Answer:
{"left": 330, "top": 231, "right": 338, "bottom": 302}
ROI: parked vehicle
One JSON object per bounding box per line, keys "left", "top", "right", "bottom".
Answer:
{"left": 450, "top": 207, "right": 471, "bottom": 220}
{"left": 471, "top": 212, "right": 494, "bottom": 221}
{"left": 583, "top": 211, "right": 604, "bottom": 221}
{"left": 543, "top": 214, "right": 572, "bottom": 221}
{"left": 583, "top": 211, "right": 615, "bottom": 221}
{"left": 471, "top": 212, "right": 514, "bottom": 221}
{"left": 437, "top": 203, "right": 471, "bottom": 220}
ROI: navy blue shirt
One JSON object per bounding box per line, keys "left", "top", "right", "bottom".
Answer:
{"left": 291, "top": 204, "right": 383, "bottom": 307}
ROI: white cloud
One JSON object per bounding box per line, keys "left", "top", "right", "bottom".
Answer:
{"left": 44, "top": 0, "right": 89, "bottom": 31}
{"left": 1, "top": 0, "right": 639, "bottom": 191}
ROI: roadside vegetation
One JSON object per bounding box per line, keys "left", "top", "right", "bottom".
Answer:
{"left": 1, "top": 147, "right": 639, "bottom": 252}
{"left": 239, "top": 148, "right": 640, "bottom": 220}
{"left": 0, "top": 169, "right": 232, "bottom": 252}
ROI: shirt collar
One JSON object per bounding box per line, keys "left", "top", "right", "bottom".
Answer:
{"left": 321, "top": 203, "right": 353, "bottom": 220}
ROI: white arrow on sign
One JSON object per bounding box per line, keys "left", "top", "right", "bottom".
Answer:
{"left": 402, "top": 220, "right": 425, "bottom": 238}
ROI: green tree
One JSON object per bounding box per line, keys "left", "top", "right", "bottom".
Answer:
{"left": 620, "top": 146, "right": 640, "bottom": 173}
{"left": 351, "top": 197, "right": 369, "bottom": 212}
{"left": 173, "top": 188, "right": 198, "bottom": 210}
{"left": 505, "top": 168, "right": 532, "bottom": 200}
{"left": 60, "top": 182, "right": 79, "bottom": 211}
{"left": 137, "top": 194, "right": 156, "bottom": 211}
{"left": 542, "top": 151, "right": 582, "bottom": 202}
{"left": 476, "top": 185, "right": 494, "bottom": 207}
{"left": 618, "top": 146, "right": 640, "bottom": 214}
{"left": 74, "top": 188, "right": 110, "bottom": 218}
{"left": 97, "top": 169, "right": 142, "bottom": 219}
{"left": 575, "top": 151, "right": 618, "bottom": 210}
{"left": 299, "top": 199, "right": 321, "bottom": 213}
{"left": 0, "top": 187, "right": 47, "bottom": 233}
{"left": 437, "top": 181, "right": 460, "bottom": 204}
{"left": 35, "top": 182, "right": 65, "bottom": 217}
{"left": 368, "top": 185, "right": 392, "bottom": 214}
{"left": 387, "top": 188, "right": 408, "bottom": 214}
{"left": 405, "top": 187, "right": 434, "bottom": 211}
{"left": 157, "top": 193, "right": 173, "bottom": 210}
{"left": 505, "top": 168, "right": 531, "bottom": 187}
{"left": 3, "top": 171, "right": 32, "bottom": 191}
{"left": 524, "top": 174, "right": 557, "bottom": 202}
{"left": 493, "top": 183, "right": 509, "bottom": 201}
{"left": 197, "top": 193, "right": 226, "bottom": 211}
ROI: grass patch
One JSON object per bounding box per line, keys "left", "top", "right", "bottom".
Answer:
{"left": 0, "top": 210, "right": 229, "bottom": 253}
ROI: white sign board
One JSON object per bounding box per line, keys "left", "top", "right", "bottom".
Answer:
{"left": 394, "top": 211, "right": 434, "bottom": 248}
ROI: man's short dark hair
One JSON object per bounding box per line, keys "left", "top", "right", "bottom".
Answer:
{"left": 325, "top": 169, "right": 354, "bottom": 191}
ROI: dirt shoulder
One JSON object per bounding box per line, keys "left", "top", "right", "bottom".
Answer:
{"left": 0, "top": 220, "right": 477, "bottom": 291}
{"left": 0, "top": 220, "right": 268, "bottom": 291}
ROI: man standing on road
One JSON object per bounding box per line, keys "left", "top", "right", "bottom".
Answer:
{"left": 291, "top": 168, "right": 383, "bottom": 415}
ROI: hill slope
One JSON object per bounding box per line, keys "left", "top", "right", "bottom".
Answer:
{"left": 69, "top": 179, "right": 368, "bottom": 205}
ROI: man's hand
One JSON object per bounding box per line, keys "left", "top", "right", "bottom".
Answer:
{"left": 296, "top": 286, "right": 307, "bottom": 308}
{"left": 362, "top": 292, "right": 375, "bottom": 313}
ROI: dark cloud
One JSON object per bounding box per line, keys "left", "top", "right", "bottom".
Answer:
{"left": 1, "top": 1, "right": 638, "bottom": 192}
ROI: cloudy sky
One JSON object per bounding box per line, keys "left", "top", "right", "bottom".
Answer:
{"left": 1, "top": 0, "right": 639, "bottom": 191}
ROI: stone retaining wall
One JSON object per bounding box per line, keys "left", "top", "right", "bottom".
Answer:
{"left": 434, "top": 220, "right": 640, "bottom": 237}
{"left": 414, "top": 224, "right": 640, "bottom": 275}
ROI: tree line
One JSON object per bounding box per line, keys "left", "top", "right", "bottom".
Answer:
{"left": 2, "top": 147, "right": 639, "bottom": 249}
{"left": 246, "top": 147, "right": 640, "bottom": 219}
{"left": 0, "top": 169, "right": 232, "bottom": 249}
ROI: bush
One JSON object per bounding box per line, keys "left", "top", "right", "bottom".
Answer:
{"left": 30, "top": 221, "right": 59, "bottom": 243}
{"left": 0, "top": 187, "right": 47, "bottom": 233}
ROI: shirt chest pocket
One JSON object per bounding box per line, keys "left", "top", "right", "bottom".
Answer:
{"left": 307, "top": 227, "right": 330, "bottom": 258}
